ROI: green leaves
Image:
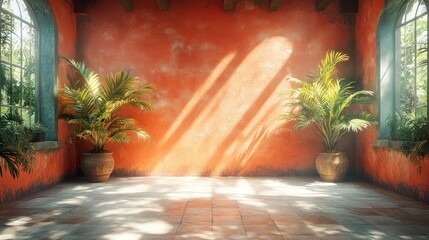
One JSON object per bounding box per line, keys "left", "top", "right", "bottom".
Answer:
{"left": 59, "top": 58, "right": 155, "bottom": 153}
{"left": 282, "top": 51, "right": 376, "bottom": 152}
{"left": 0, "top": 124, "right": 35, "bottom": 178}
{"left": 388, "top": 113, "right": 429, "bottom": 174}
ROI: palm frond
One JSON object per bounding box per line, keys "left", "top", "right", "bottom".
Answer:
{"left": 63, "top": 58, "right": 101, "bottom": 98}
{"left": 58, "top": 59, "right": 155, "bottom": 152}
{"left": 0, "top": 125, "right": 34, "bottom": 178}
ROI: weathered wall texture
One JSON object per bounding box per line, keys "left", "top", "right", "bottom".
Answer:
{"left": 0, "top": 0, "right": 77, "bottom": 203}
{"left": 355, "top": 0, "right": 429, "bottom": 203}
{"left": 76, "top": 0, "right": 356, "bottom": 176}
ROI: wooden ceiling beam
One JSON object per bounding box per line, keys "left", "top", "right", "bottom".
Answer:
{"left": 223, "top": 0, "right": 237, "bottom": 12}
{"left": 119, "top": 0, "right": 133, "bottom": 12}
{"left": 269, "top": 0, "right": 283, "bottom": 11}
{"left": 315, "top": 0, "right": 334, "bottom": 11}
{"left": 157, "top": 0, "right": 169, "bottom": 11}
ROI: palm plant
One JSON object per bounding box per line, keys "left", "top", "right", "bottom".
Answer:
{"left": 387, "top": 112, "right": 429, "bottom": 174}
{"left": 59, "top": 58, "right": 154, "bottom": 153}
{"left": 281, "top": 51, "right": 376, "bottom": 152}
{"left": 0, "top": 122, "right": 34, "bottom": 178}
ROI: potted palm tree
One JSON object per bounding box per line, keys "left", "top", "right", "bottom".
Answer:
{"left": 59, "top": 59, "right": 154, "bottom": 182}
{"left": 281, "top": 51, "right": 375, "bottom": 182}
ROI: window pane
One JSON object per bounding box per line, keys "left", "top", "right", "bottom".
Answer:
{"left": 416, "top": 65, "right": 427, "bottom": 107}
{"left": 416, "top": 0, "right": 427, "bottom": 16}
{"left": 11, "top": 18, "right": 22, "bottom": 66}
{"left": 16, "top": 0, "right": 31, "bottom": 23}
{"left": 1, "top": 0, "right": 11, "bottom": 11}
{"left": 2, "top": 0, "right": 20, "bottom": 17}
{"left": 400, "top": 23, "right": 416, "bottom": 70}
{"left": 22, "top": 23, "right": 34, "bottom": 70}
{"left": 403, "top": 0, "right": 420, "bottom": 22}
{"left": 400, "top": 69, "right": 416, "bottom": 111}
{"left": 22, "top": 70, "right": 34, "bottom": 107}
{"left": 0, "top": 12, "right": 13, "bottom": 60}
{"left": 11, "top": 66, "right": 21, "bottom": 106}
{"left": 0, "top": 106, "right": 11, "bottom": 119}
{"left": 22, "top": 108, "right": 34, "bottom": 125}
{"left": 0, "top": 64, "right": 11, "bottom": 105}
{"left": 416, "top": 15, "right": 427, "bottom": 64}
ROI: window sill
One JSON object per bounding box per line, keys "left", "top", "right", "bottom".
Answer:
{"left": 372, "top": 140, "right": 403, "bottom": 150}
{"left": 32, "top": 141, "right": 61, "bottom": 152}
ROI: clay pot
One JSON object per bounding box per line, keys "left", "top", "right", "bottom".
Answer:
{"left": 80, "top": 152, "right": 114, "bottom": 182}
{"left": 315, "top": 152, "right": 349, "bottom": 182}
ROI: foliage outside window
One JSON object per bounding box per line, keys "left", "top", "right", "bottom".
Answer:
{"left": 0, "top": 0, "right": 37, "bottom": 126}
{"left": 396, "top": 0, "right": 428, "bottom": 117}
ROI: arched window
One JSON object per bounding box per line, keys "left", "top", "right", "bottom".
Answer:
{"left": 395, "top": 0, "right": 428, "bottom": 116}
{"left": 377, "top": 0, "right": 429, "bottom": 139}
{"left": 0, "top": 0, "right": 57, "bottom": 140}
{"left": 1, "top": 0, "right": 37, "bottom": 125}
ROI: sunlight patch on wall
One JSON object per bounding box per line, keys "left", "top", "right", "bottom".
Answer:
{"left": 151, "top": 37, "right": 292, "bottom": 176}
{"left": 158, "top": 53, "right": 237, "bottom": 147}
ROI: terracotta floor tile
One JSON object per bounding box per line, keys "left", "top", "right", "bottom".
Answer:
{"left": 283, "top": 235, "right": 321, "bottom": 240}
{"left": 302, "top": 216, "right": 337, "bottom": 225}
{"left": 213, "top": 200, "right": 237, "bottom": 207}
{"left": 213, "top": 224, "right": 246, "bottom": 234}
{"left": 242, "top": 216, "right": 275, "bottom": 225}
{"left": 351, "top": 207, "right": 380, "bottom": 216}
{"left": 181, "top": 215, "right": 212, "bottom": 224}
{"left": 271, "top": 215, "right": 302, "bottom": 225}
{"left": 213, "top": 215, "right": 243, "bottom": 224}
{"left": 184, "top": 207, "right": 212, "bottom": 215}
{"left": 246, "top": 235, "right": 285, "bottom": 240}
{"left": 176, "top": 224, "right": 212, "bottom": 234}
{"left": 212, "top": 234, "right": 247, "bottom": 240}
{"left": 244, "top": 224, "right": 282, "bottom": 236}
{"left": 277, "top": 223, "right": 314, "bottom": 234}
{"left": 213, "top": 207, "right": 240, "bottom": 216}
{"left": 187, "top": 200, "right": 213, "bottom": 208}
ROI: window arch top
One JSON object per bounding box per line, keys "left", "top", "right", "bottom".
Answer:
{"left": 2, "top": 0, "right": 33, "bottom": 25}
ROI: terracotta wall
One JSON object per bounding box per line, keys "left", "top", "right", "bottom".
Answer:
{"left": 0, "top": 0, "right": 77, "bottom": 203}
{"left": 76, "top": 0, "right": 356, "bottom": 176}
{"left": 355, "top": 0, "right": 429, "bottom": 203}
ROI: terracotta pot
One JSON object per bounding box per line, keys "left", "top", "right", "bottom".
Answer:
{"left": 315, "top": 152, "right": 349, "bottom": 182}
{"left": 81, "top": 152, "right": 114, "bottom": 182}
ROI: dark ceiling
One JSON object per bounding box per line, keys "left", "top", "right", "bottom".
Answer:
{"left": 73, "top": 0, "right": 359, "bottom": 14}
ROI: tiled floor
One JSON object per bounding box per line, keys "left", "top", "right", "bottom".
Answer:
{"left": 1, "top": 177, "right": 429, "bottom": 240}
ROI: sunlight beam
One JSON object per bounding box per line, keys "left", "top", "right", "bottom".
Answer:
{"left": 159, "top": 53, "right": 236, "bottom": 146}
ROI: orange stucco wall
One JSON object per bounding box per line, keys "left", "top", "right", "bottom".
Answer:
{"left": 355, "top": 0, "right": 429, "bottom": 203}
{"left": 0, "top": 0, "right": 77, "bottom": 203}
{"left": 76, "top": 0, "right": 356, "bottom": 176}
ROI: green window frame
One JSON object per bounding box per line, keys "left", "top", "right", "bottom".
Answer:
{"left": 0, "top": 0, "right": 57, "bottom": 140}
